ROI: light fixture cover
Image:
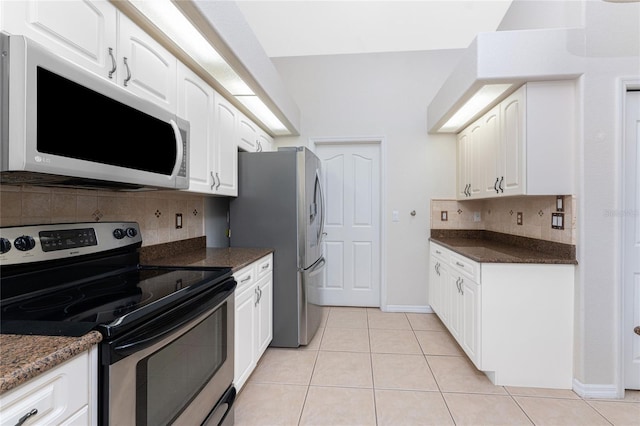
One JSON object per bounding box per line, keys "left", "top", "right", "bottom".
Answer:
{"left": 440, "top": 84, "right": 513, "bottom": 132}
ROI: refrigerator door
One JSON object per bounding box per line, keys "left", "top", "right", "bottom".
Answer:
{"left": 300, "top": 256, "right": 326, "bottom": 345}
{"left": 301, "top": 148, "right": 325, "bottom": 269}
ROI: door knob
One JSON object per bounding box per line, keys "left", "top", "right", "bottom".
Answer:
{"left": 634, "top": 326, "right": 640, "bottom": 336}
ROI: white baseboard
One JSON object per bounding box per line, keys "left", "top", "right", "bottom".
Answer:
{"left": 572, "top": 379, "right": 621, "bottom": 399}
{"left": 382, "top": 305, "right": 433, "bottom": 314}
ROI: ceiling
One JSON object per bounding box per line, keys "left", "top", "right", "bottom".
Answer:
{"left": 235, "top": 0, "right": 515, "bottom": 58}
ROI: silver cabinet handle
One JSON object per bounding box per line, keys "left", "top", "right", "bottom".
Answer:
{"left": 123, "top": 57, "right": 132, "bottom": 86}
{"left": 494, "top": 177, "right": 500, "bottom": 194}
{"left": 254, "top": 287, "right": 259, "bottom": 306}
{"left": 435, "top": 250, "right": 442, "bottom": 255}
{"left": 455, "top": 261, "right": 465, "bottom": 268}
{"left": 108, "top": 47, "right": 116, "bottom": 79}
{"left": 215, "top": 172, "right": 221, "bottom": 190}
{"left": 15, "top": 409, "right": 38, "bottom": 426}
{"left": 210, "top": 171, "right": 215, "bottom": 190}
{"left": 241, "top": 275, "right": 252, "bottom": 283}
{"left": 499, "top": 176, "right": 504, "bottom": 193}
{"left": 256, "top": 140, "right": 262, "bottom": 152}
{"left": 261, "top": 263, "right": 270, "bottom": 270}
{"left": 258, "top": 286, "right": 262, "bottom": 303}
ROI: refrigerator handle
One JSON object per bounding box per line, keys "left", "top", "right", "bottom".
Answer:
{"left": 315, "top": 169, "right": 326, "bottom": 243}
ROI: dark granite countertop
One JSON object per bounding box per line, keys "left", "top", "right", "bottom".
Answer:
{"left": 0, "top": 331, "right": 102, "bottom": 394}
{"left": 430, "top": 230, "right": 577, "bottom": 265}
{"left": 1, "top": 242, "right": 273, "bottom": 395}
{"left": 145, "top": 247, "right": 274, "bottom": 272}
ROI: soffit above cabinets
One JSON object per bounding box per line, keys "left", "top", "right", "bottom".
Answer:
{"left": 114, "top": 0, "right": 300, "bottom": 136}
{"left": 427, "top": 28, "right": 586, "bottom": 134}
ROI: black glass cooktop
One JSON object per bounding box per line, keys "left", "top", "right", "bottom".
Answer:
{"left": 0, "top": 265, "right": 232, "bottom": 337}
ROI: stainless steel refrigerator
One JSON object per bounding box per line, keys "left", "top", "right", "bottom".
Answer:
{"left": 229, "top": 147, "right": 326, "bottom": 347}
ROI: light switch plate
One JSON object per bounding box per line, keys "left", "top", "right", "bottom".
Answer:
{"left": 392, "top": 210, "right": 400, "bottom": 222}
{"left": 517, "top": 212, "right": 523, "bottom": 225}
{"left": 175, "top": 213, "right": 183, "bottom": 229}
{"left": 441, "top": 211, "right": 448, "bottom": 221}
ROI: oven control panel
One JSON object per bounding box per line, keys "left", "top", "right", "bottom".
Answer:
{"left": 0, "top": 222, "right": 142, "bottom": 266}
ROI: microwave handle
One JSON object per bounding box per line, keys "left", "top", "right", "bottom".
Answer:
{"left": 170, "top": 119, "right": 184, "bottom": 178}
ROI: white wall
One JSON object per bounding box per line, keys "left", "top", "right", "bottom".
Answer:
{"left": 272, "top": 49, "right": 462, "bottom": 309}
{"left": 499, "top": 0, "right": 640, "bottom": 395}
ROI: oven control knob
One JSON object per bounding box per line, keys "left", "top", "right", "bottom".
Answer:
{"left": 113, "top": 228, "right": 126, "bottom": 240}
{"left": 14, "top": 235, "right": 36, "bottom": 251}
{"left": 126, "top": 227, "right": 138, "bottom": 238}
{"left": 0, "top": 237, "right": 11, "bottom": 254}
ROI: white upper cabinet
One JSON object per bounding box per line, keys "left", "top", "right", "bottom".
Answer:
{"left": 1, "top": 0, "right": 117, "bottom": 77}
{"left": 2, "top": 0, "right": 177, "bottom": 112}
{"left": 117, "top": 13, "right": 177, "bottom": 112}
{"left": 213, "top": 94, "right": 239, "bottom": 196}
{"left": 456, "top": 81, "right": 575, "bottom": 200}
{"left": 238, "top": 113, "right": 259, "bottom": 152}
{"left": 178, "top": 63, "right": 216, "bottom": 194}
{"left": 257, "top": 130, "right": 274, "bottom": 152}
{"left": 238, "top": 113, "right": 275, "bottom": 152}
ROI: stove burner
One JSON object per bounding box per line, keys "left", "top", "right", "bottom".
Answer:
{"left": 18, "top": 294, "right": 78, "bottom": 312}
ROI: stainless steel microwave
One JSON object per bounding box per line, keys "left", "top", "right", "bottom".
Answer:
{"left": 0, "top": 34, "right": 189, "bottom": 190}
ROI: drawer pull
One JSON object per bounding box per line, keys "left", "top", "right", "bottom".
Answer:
{"left": 435, "top": 250, "right": 442, "bottom": 255}
{"left": 16, "top": 409, "right": 38, "bottom": 426}
{"left": 241, "top": 275, "right": 252, "bottom": 283}
{"left": 261, "top": 263, "right": 270, "bottom": 270}
{"left": 455, "top": 262, "right": 465, "bottom": 268}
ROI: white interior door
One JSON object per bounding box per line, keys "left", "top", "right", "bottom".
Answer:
{"left": 315, "top": 142, "right": 381, "bottom": 307}
{"left": 624, "top": 90, "right": 640, "bottom": 390}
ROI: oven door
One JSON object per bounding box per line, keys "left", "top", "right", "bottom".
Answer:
{"left": 104, "top": 279, "right": 235, "bottom": 426}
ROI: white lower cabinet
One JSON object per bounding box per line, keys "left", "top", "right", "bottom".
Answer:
{"left": 233, "top": 254, "right": 273, "bottom": 391}
{"left": 0, "top": 347, "right": 97, "bottom": 426}
{"left": 429, "top": 241, "right": 574, "bottom": 389}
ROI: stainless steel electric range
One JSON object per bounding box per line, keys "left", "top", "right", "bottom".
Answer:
{"left": 0, "top": 222, "right": 236, "bottom": 426}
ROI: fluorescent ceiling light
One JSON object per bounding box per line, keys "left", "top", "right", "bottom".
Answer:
{"left": 440, "top": 84, "right": 513, "bottom": 132}
{"left": 235, "top": 95, "right": 289, "bottom": 136}
{"left": 128, "top": 1, "right": 255, "bottom": 95}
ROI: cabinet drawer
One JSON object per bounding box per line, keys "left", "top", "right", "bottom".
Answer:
{"left": 430, "top": 243, "right": 449, "bottom": 262}
{"left": 450, "top": 253, "right": 480, "bottom": 282}
{"left": 0, "top": 353, "right": 89, "bottom": 426}
{"left": 234, "top": 264, "right": 255, "bottom": 293}
{"left": 256, "top": 254, "right": 273, "bottom": 280}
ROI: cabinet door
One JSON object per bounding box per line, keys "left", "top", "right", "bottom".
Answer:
{"left": 256, "top": 274, "right": 273, "bottom": 359}
{"left": 448, "top": 274, "right": 462, "bottom": 341}
{"left": 1, "top": 0, "right": 117, "bottom": 79}
{"left": 457, "top": 130, "right": 470, "bottom": 199}
{"left": 482, "top": 106, "right": 501, "bottom": 197}
{"left": 468, "top": 122, "right": 483, "bottom": 198}
{"left": 117, "top": 12, "right": 177, "bottom": 112}
{"left": 238, "top": 114, "right": 258, "bottom": 152}
{"left": 213, "top": 94, "right": 238, "bottom": 196}
{"left": 428, "top": 256, "right": 440, "bottom": 314}
{"left": 177, "top": 64, "right": 215, "bottom": 194}
{"left": 257, "top": 130, "right": 274, "bottom": 152}
{"left": 234, "top": 285, "right": 256, "bottom": 391}
{"left": 500, "top": 87, "right": 525, "bottom": 196}
{"left": 460, "top": 277, "right": 481, "bottom": 366}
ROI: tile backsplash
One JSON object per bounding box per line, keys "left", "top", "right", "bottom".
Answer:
{"left": 0, "top": 185, "right": 208, "bottom": 247}
{"left": 431, "top": 196, "right": 576, "bottom": 245}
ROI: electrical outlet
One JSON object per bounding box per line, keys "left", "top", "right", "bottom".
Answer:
{"left": 516, "top": 212, "right": 523, "bottom": 225}
{"left": 441, "top": 211, "right": 448, "bottom": 221}
{"left": 175, "top": 213, "right": 183, "bottom": 229}
{"left": 552, "top": 213, "right": 565, "bottom": 229}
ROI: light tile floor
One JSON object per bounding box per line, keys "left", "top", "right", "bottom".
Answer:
{"left": 234, "top": 307, "right": 640, "bottom": 426}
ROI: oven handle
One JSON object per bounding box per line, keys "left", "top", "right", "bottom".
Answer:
{"left": 112, "top": 280, "right": 235, "bottom": 358}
